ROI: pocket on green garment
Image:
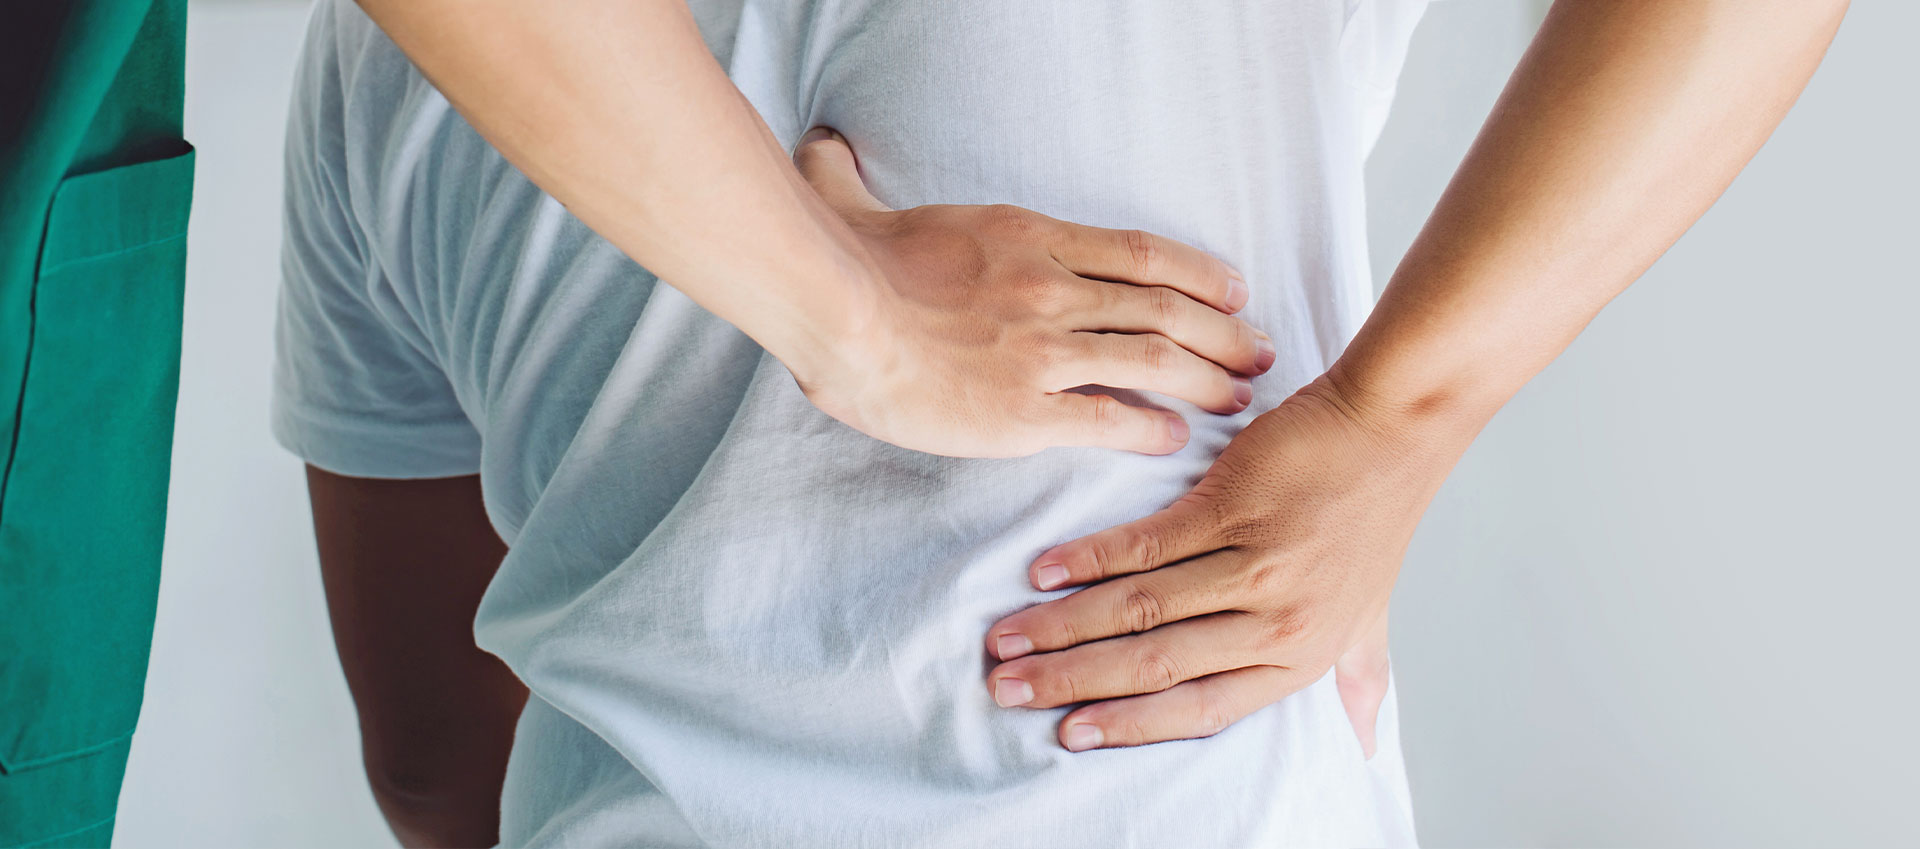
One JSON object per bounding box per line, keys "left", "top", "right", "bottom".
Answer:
{"left": 0, "top": 144, "right": 194, "bottom": 774}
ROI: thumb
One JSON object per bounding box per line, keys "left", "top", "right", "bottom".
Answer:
{"left": 792, "top": 126, "right": 889, "bottom": 215}
{"left": 1335, "top": 608, "right": 1391, "bottom": 760}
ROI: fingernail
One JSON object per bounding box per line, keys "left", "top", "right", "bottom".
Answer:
{"left": 1254, "top": 335, "right": 1276, "bottom": 372}
{"left": 994, "top": 677, "right": 1034, "bottom": 708}
{"left": 1166, "top": 414, "right": 1190, "bottom": 446}
{"left": 1063, "top": 722, "right": 1104, "bottom": 751}
{"left": 1035, "top": 564, "right": 1070, "bottom": 591}
{"left": 1232, "top": 377, "right": 1253, "bottom": 408}
{"left": 995, "top": 633, "right": 1034, "bottom": 660}
{"left": 1224, "top": 271, "right": 1250, "bottom": 312}
{"left": 797, "top": 126, "right": 842, "bottom": 147}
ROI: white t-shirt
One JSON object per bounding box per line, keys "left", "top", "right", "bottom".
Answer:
{"left": 274, "top": 1, "right": 1434, "bottom": 846}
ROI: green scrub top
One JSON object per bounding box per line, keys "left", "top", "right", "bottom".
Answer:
{"left": 0, "top": 0, "right": 193, "bottom": 845}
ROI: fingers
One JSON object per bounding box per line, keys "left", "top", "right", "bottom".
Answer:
{"left": 1049, "top": 223, "right": 1248, "bottom": 313}
{"left": 1054, "top": 664, "right": 1320, "bottom": 751}
{"left": 1025, "top": 496, "right": 1224, "bottom": 592}
{"left": 1082, "top": 281, "right": 1275, "bottom": 376}
{"left": 987, "top": 612, "right": 1263, "bottom": 709}
{"left": 1335, "top": 610, "right": 1391, "bottom": 759}
{"left": 1043, "top": 392, "right": 1191, "bottom": 455}
{"left": 792, "top": 126, "right": 889, "bottom": 214}
{"left": 988, "top": 553, "right": 1236, "bottom": 661}
{"left": 1052, "top": 333, "right": 1250, "bottom": 415}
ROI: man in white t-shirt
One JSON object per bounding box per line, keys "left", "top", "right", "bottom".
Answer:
{"left": 276, "top": 0, "right": 1845, "bottom": 845}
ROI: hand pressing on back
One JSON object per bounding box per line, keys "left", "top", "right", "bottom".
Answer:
{"left": 356, "top": 0, "right": 1271, "bottom": 460}
{"left": 983, "top": 372, "right": 1464, "bottom": 753}
{"left": 975, "top": 0, "right": 1850, "bottom": 750}
{"left": 789, "top": 129, "right": 1275, "bottom": 458}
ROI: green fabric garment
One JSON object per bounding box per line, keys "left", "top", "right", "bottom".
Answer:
{"left": 0, "top": 0, "right": 193, "bottom": 845}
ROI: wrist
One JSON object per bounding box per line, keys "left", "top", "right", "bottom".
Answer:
{"left": 1312, "top": 349, "right": 1497, "bottom": 461}
{"left": 752, "top": 217, "right": 899, "bottom": 403}
{"left": 1317, "top": 282, "right": 1547, "bottom": 449}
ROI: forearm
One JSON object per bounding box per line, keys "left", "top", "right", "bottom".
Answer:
{"left": 308, "top": 469, "right": 526, "bottom": 848}
{"left": 352, "top": 0, "right": 876, "bottom": 381}
{"left": 1331, "top": 0, "right": 1847, "bottom": 436}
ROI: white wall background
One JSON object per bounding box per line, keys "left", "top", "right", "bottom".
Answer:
{"left": 1372, "top": 3, "right": 1920, "bottom": 846}
{"left": 116, "top": 2, "right": 393, "bottom": 846}
{"left": 116, "top": 1, "right": 1917, "bottom": 846}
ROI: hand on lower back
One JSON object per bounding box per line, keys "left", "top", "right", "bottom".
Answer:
{"left": 788, "top": 129, "right": 1275, "bottom": 458}
{"left": 981, "top": 372, "right": 1463, "bottom": 752}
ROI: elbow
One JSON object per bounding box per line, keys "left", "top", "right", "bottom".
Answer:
{"left": 363, "top": 755, "right": 504, "bottom": 848}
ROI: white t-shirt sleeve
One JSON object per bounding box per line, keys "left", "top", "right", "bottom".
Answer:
{"left": 1343, "top": 0, "right": 1433, "bottom": 156}
{"left": 270, "top": 8, "right": 481, "bottom": 480}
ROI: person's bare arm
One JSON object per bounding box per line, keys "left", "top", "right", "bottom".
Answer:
{"left": 349, "top": 0, "right": 1274, "bottom": 458}
{"left": 984, "top": 0, "right": 1850, "bottom": 751}
{"left": 308, "top": 467, "right": 526, "bottom": 847}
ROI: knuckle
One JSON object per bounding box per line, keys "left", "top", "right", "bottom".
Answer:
{"left": 1190, "top": 494, "right": 1248, "bottom": 545}
{"left": 1221, "top": 510, "right": 1282, "bottom": 557}
{"left": 1121, "top": 228, "right": 1159, "bottom": 276}
{"left": 1120, "top": 585, "right": 1168, "bottom": 633}
{"left": 1135, "top": 646, "right": 1180, "bottom": 692}
{"left": 1196, "top": 687, "right": 1237, "bottom": 737}
{"left": 1084, "top": 393, "right": 1127, "bottom": 431}
{"left": 1009, "top": 265, "right": 1053, "bottom": 297}
{"left": 1086, "top": 536, "right": 1127, "bottom": 577}
{"left": 1124, "top": 528, "right": 1163, "bottom": 573}
{"left": 983, "top": 204, "right": 1038, "bottom": 240}
{"left": 1020, "top": 271, "right": 1073, "bottom": 316}
{"left": 1138, "top": 336, "right": 1175, "bottom": 373}
{"left": 1237, "top": 552, "right": 1287, "bottom": 594}
{"left": 1260, "top": 607, "right": 1310, "bottom": 646}
{"left": 1223, "top": 516, "right": 1262, "bottom": 550}
{"left": 1032, "top": 342, "right": 1082, "bottom": 393}
{"left": 1116, "top": 714, "right": 1155, "bottom": 746}
{"left": 1234, "top": 560, "right": 1276, "bottom": 598}
{"left": 1056, "top": 666, "right": 1087, "bottom": 705}
{"left": 1053, "top": 613, "right": 1084, "bottom": 648}
{"left": 1147, "top": 286, "right": 1182, "bottom": 330}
